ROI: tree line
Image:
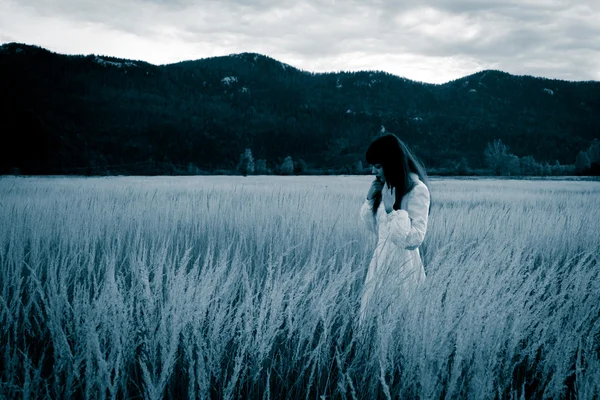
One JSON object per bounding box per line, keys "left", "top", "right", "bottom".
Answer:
{"left": 228, "top": 138, "right": 600, "bottom": 177}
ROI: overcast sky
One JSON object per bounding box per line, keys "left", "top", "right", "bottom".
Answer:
{"left": 1, "top": 0, "right": 599, "bottom": 83}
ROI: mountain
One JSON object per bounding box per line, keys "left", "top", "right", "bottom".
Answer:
{"left": 1, "top": 42, "right": 599, "bottom": 175}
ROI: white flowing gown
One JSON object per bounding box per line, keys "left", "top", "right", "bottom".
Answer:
{"left": 359, "top": 173, "right": 430, "bottom": 322}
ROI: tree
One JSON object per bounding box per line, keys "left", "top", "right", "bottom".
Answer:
{"left": 541, "top": 162, "right": 552, "bottom": 176}
{"left": 586, "top": 138, "right": 600, "bottom": 164}
{"left": 355, "top": 160, "right": 364, "bottom": 174}
{"left": 551, "top": 160, "right": 565, "bottom": 176}
{"left": 237, "top": 148, "right": 254, "bottom": 176}
{"left": 294, "top": 159, "right": 307, "bottom": 175}
{"left": 585, "top": 139, "right": 600, "bottom": 175}
{"left": 280, "top": 156, "right": 294, "bottom": 175}
{"left": 484, "top": 139, "right": 520, "bottom": 175}
{"left": 186, "top": 163, "right": 201, "bottom": 175}
{"left": 456, "top": 157, "right": 470, "bottom": 175}
{"left": 520, "top": 155, "right": 540, "bottom": 176}
{"left": 575, "top": 151, "right": 591, "bottom": 173}
{"left": 484, "top": 139, "right": 509, "bottom": 175}
{"left": 255, "top": 159, "right": 267, "bottom": 175}
{"left": 507, "top": 154, "right": 521, "bottom": 176}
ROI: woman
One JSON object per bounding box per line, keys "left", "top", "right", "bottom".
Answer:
{"left": 359, "top": 134, "right": 431, "bottom": 323}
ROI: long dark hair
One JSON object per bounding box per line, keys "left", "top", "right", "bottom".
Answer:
{"left": 365, "top": 134, "right": 429, "bottom": 214}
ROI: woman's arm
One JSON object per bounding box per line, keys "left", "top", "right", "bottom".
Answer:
{"left": 360, "top": 179, "right": 383, "bottom": 234}
{"left": 360, "top": 199, "right": 377, "bottom": 234}
{"left": 403, "top": 183, "right": 430, "bottom": 250}
{"left": 385, "top": 183, "right": 430, "bottom": 250}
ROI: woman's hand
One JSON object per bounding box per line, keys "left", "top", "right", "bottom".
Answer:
{"left": 382, "top": 185, "right": 395, "bottom": 213}
{"left": 367, "top": 179, "right": 384, "bottom": 201}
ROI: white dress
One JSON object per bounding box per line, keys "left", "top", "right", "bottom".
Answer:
{"left": 359, "top": 173, "right": 430, "bottom": 322}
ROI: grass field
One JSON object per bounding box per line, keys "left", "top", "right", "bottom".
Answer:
{"left": 1, "top": 175, "right": 599, "bottom": 399}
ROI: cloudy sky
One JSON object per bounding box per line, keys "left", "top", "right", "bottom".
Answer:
{"left": 1, "top": 0, "right": 599, "bottom": 83}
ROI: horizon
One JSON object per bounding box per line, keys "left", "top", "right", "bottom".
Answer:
{"left": 3, "top": 41, "right": 599, "bottom": 85}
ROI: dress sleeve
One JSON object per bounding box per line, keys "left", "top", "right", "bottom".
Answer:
{"left": 383, "top": 183, "right": 430, "bottom": 250}
{"left": 360, "top": 199, "right": 376, "bottom": 234}
{"left": 402, "top": 183, "right": 430, "bottom": 250}
{"left": 383, "top": 209, "right": 411, "bottom": 245}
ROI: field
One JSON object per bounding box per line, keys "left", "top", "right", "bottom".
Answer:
{"left": 1, "top": 175, "right": 599, "bottom": 399}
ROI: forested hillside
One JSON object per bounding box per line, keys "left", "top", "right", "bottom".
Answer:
{"left": 2, "top": 42, "right": 599, "bottom": 175}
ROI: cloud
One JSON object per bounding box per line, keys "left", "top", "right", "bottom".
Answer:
{"left": 0, "top": 32, "right": 16, "bottom": 43}
{"left": 2, "top": 0, "right": 599, "bottom": 83}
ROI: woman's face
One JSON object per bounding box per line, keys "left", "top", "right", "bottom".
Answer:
{"left": 371, "top": 164, "right": 385, "bottom": 183}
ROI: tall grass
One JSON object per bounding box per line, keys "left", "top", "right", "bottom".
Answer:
{"left": 1, "top": 176, "right": 599, "bottom": 399}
